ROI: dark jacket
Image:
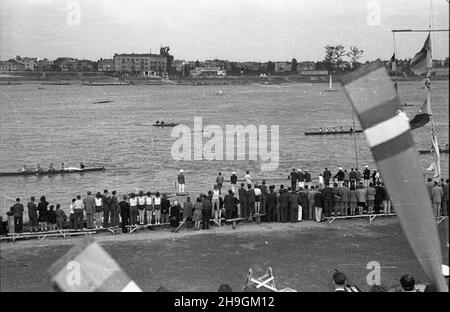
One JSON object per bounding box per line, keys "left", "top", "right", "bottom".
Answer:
{"left": 102, "top": 194, "right": 111, "bottom": 211}
{"left": 334, "top": 170, "right": 345, "bottom": 181}
{"left": 161, "top": 198, "right": 171, "bottom": 214}
{"left": 38, "top": 201, "right": 49, "bottom": 222}
{"left": 297, "top": 172, "right": 305, "bottom": 182}
{"left": 305, "top": 172, "right": 311, "bottom": 183}
{"left": 27, "top": 202, "right": 38, "bottom": 218}
{"left": 170, "top": 204, "right": 181, "bottom": 219}
{"left": 47, "top": 210, "right": 57, "bottom": 224}
{"left": 119, "top": 201, "right": 129, "bottom": 216}
{"left": 279, "top": 190, "right": 290, "bottom": 208}
{"left": 322, "top": 187, "right": 334, "bottom": 202}
{"left": 230, "top": 174, "right": 238, "bottom": 184}
{"left": 110, "top": 195, "right": 119, "bottom": 212}
{"left": 323, "top": 170, "right": 332, "bottom": 181}
{"left": 349, "top": 171, "right": 357, "bottom": 180}
{"left": 375, "top": 185, "right": 385, "bottom": 201}
{"left": 298, "top": 191, "right": 308, "bottom": 207}
{"left": 201, "top": 198, "right": 212, "bottom": 213}
{"left": 289, "top": 171, "right": 298, "bottom": 182}
{"left": 247, "top": 189, "right": 256, "bottom": 204}
{"left": 267, "top": 192, "right": 278, "bottom": 208}
{"left": 314, "top": 191, "right": 324, "bottom": 208}
{"left": 13, "top": 203, "right": 24, "bottom": 217}
{"left": 178, "top": 173, "right": 185, "bottom": 184}
{"left": 238, "top": 188, "right": 247, "bottom": 202}
{"left": 224, "top": 194, "right": 238, "bottom": 210}
{"left": 289, "top": 192, "right": 299, "bottom": 208}
{"left": 363, "top": 168, "right": 371, "bottom": 179}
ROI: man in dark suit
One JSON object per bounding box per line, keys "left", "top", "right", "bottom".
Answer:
{"left": 238, "top": 183, "right": 247, "bottom": 218}
{"left": 13, "top": 198, "right": 24, "bottom": 233}
{"left": 110, "top": 191, "right": 120, "bottom": 226}
{"left": 374, "top": 182, "right": 385, "bottom": 214}
{"left": 322, "top": 184, "right": 334, "bottom": 218}
{"left": 102, "top": 190, "right": 111, "bottom": 227}
{"left": 279, "top": 187, "right": 290, "bottom": 223}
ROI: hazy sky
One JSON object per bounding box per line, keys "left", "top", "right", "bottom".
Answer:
{"left": 0, "top": 0, "right": 448, "bottom": 62}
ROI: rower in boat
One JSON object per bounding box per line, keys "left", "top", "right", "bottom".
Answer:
{"left": 325, "top": 128, "right": 329, "bottom": 133}
{"left": 333, "top": 127, "right": 337, "bottom": 133}
{"left": 61, "top": 162, "right": 65, "bottom": 171}
{"left": 48, "top": 163, "right": 55, "bottom": 171}
{"left": 20, "top": 165, "right": 28, "bottom": 172}
{"left": 36, "top": 164, "right": 43, "bottom": 173}
{"left": 319, "top": 127, "right": 323, "bottom": 133}
{"left": 350, "top": 127, "right": 354, "bottom": 133}
{"left": 80, "top": 162, "right": 85, "bottom": 169}
{"left": 340, "top": 126, "right": 344, "bottom": 132}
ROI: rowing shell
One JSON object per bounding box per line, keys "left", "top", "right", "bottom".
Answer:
{"left": 151, "top": 123, "right": 179, "bottom": 127}
{"left": 0, "top": 167, "right": 105, "bottom": 177}
{"left": 304, "top": 130, "right": 363, "bottom": 136}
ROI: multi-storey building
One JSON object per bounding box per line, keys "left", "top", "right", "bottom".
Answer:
{"left": 98, "top": 58, "right": 115, "bottom": 72}
{"left": 113, "top": 53, "right": 167, "bottom": 75}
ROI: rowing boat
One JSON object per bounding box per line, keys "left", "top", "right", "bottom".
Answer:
{"left": 151, "top": 123, "right": 179, "bottom": 127}
{"left": 0, "top": 167, "right": 105, "bottom": 177}
{"left": 93, "top": 100, "right": 114, "bottom": 104}
{"left": 418, "top": 148, "right": 449, "bottom": 154}
{"left": 304, "top": 130, "right": 363, "bottom": 136}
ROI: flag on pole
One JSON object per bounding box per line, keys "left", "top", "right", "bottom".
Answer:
{"left": 426, "top": 126, "right": 441, "bottom": 181}
{"left": 409, "top": 91, "right": 432, "bottom": 130}
{"left": 409, "top": 34, "right": 432, "bottom": 75}
{"left": 341, "top": 60, "right": 447, "bottom": 292}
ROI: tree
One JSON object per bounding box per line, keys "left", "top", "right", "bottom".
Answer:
{"left": 347, "top": 46, "right": 364, "bottom": 69}
{"left": 160, "top": 46, "right": 175, "bottom": 76}
{"left": 291, "top": 58, "right": 298, "bottom": 73}
{"left": 324, "top": 45, "right": 346, "bottom": 72}
{"left": 195, "top": 60, "right": 200, "bottom": 68}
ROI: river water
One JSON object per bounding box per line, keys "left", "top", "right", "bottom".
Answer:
{"left": 0, "top": 80, "right": 448, "bottom": 217}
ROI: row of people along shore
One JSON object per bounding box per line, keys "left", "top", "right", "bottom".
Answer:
{"left": 4, "top": 166, "right": 449, "bottom": 235}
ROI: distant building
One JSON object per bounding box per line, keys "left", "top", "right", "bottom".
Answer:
{"left": 17, "top": 57, "right": 37, "bottom": 71}
{"left": 297, "top": 61, "right": 316, "bottom": 71}
{"left": 190, "top": 67, "right": 227, "bottom": 78}
{"left": 53, "top": 57, "right": 74, "bottom": 71}
{"left": 241, "top": 62, "right": 262, "bottom": 72}
{"left": 37, "top": 58, "right": 53, "bottom": 71}
{"left": 97, "top": 58, "right": 115, "bottom": 72}
{"left": 274, "top": 61, "right": 292, "bottom": 72}
{"left": 113, "top": 53, "right": 167, "bottom": 75}
{"left": 0, "top": 59, "right": 25, "bottom": 71}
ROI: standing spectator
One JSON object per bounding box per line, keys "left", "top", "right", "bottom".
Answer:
{"left": 55, "top": 204, "right": 67, "bottom": 230}
{"left": 356, "top": 184, "right": 367, "bottom": 215}
{"left": 340, "top": 183, "right": 350, "bottom": 216}
{"left": 431, "top": 182, "right": 444, "bottom": 217}
{"left": 349, "top": 168, "right": 357, "bottom": 188}
{"left": 161, "top": 194, "right": 171, "bottom": 224}
{"left": 266, "top": 185, "right": 278, "bottom": 222}
{"left": 153, "top": 192, "right": 161, "bottom": 225}
{"left": 224, "top": 190, "right": 238, "bottom": 219}
{"left": 38, "top": 196, "right": 49, "bottom": 232}
{"left": 349, "top": 186, "right": 358, "bottom": 216}
{"left": 201, "top": 195, "right": 212, "bottom": 230}
{"left": 102, "top": 190, "right": 111, "bottom": 227}
{"left": 7, "top": 207, "right": 15, "bottom": 233}
{"left": 247, "top": 185, "right": 256, "bottom": 219}
{"left": 230, "top": 172, "right": 238, "bottom": 193}
{"left": 323, "top": 168, "right": 332, "bottom": 186}
{"left": 314, "top": 186, "right": 324, "bottom": 222}
{"left": 279, "top": 187, "right": 290, "bottom": 223}
{"left": 426, "top": 178, "right": 434, "bottom": 198}
{"left": 260, "top": 180, "right": 268, "bottom": 216}
{"left": 305, "top": 171, "right": 312, "bottom": 189}
{"left": 137, "top": 191, "right": 146, "bottom": 225}
{"left": 332, "top": 183, "right": 342, "bottom": 216}
{"left": 334, "top": 168, "right": 345, "bottom": 187}
{"left": 119, "top": 195, "right": 129, "bottom": 233}
{"left": 83, "top": 191, "right": 95, "bottom": 229}
{"left": 308, "top": 186, "right": 318, "bottom": 220}
{"left": 69, "top": 199, "right": 75, "bottom": 229}
{"left": 244, "top": 171, "right": 253, "bottom": 188}
{"left": 355, "top": 168, "right": 361, "bottom": 184}
{"left": 343, "top": 170, "right": 350, "bottom": 187}
{"left": 238, "top": 183, "right": 247, "bottom": 218}
{"left": 372, "top": 169, "right": 379, "bottom": 185}
{"left": 94, "top": 193, "right": 103, "bottom": 228}
{"left": 322, "top": 184, "right": 334, "bottom": 218}
{"left": 178, "top": 169, "right": 185, "bottom": 193}
{"left": 254, "top": 184, "right": 262, "bottom": 215}
{"left": 47, "top": 205, "right": 57, "bottom": 231}
{"left": 73, "top": 195, "right": 85, "bottom": 230}
{"left": 366, "top": 183, "right": 376, "bottom": 214}
{"left": 27, "top": 197, "right": 38, "bottom": 232}
{"left": 212, "top": 185, "right": 221, "bottom": 223}
{"left": 169, "top": 200, "right": 181, "bottom": 228}
{"left": 145, "top": 192, "right": 154, "bottom": 225}
{"left": 12, "top": 198, "right": 24, "bottom": 233}
{"left": 363, "top": 166, "right": 371, "bottom": 188}
{"left": 443, "top": 179, "right": 449, "bottom": 216}
{"left": 110, "top": 191, "right": 120, "bottom": 226}
{"left": 374, "top": 182, "right": 385, "bottom": 214}
{"left": 298, "top": 187, "right": 309, "bottom": 220}
{"left": 216, "top": 172, "right": 224, "bottom": 192}
{"left": 183, "top": 196, "right": 194, "bottom": 227}
{"left": 289, "top": 189, "right": 299, "bottom": 223}
{"left": 193, "top": 197, "right": 203, "bottom": 230}
{"left": 318, "top": 174, "right": 325, "bottom": 188}
{"left": 297, "top": 169, "right": 305, "bottom": 189}
{"left": 129, "top": 193, "right": 138, "bottom": 226}
{"left": 288, "top": 169, "right": 298, "bottom": 190}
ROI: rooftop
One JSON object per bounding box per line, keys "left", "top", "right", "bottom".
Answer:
{"left": 114, "top": 53, "right": 165, "bottom": 58}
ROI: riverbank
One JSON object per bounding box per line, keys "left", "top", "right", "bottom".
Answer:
{"left": 1, "top": 217, "right": 448, "bottom": 292}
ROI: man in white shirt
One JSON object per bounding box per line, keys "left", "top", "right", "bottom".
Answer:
{"left": 244, "top": 171, "right": 252, "bottom": 188}
{"left": 73, "top": 195, "right": 85, "bottom": 230}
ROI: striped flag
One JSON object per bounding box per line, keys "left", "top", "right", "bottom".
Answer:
{"left": 341, "top": 61, "right": 447, "bottom": 292}
{"left": 409, "top": 34, "right": 432, "bottom": 75}
{"left": 48, "top": 238, "right": 142, "bottom": 292}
